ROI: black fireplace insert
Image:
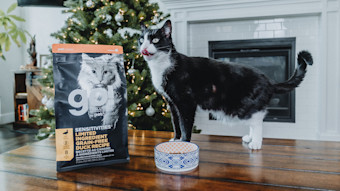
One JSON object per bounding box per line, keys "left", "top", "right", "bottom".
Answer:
{"left": 209, "top": 38, "right": 296, "bottom": 122}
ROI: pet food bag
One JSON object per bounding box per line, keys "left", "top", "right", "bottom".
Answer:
{"left": 52, "top": 44, "right": 129, "bottom": 172}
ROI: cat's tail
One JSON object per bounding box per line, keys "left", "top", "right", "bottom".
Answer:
{"left": 273, "top": 50, "right": 313, "bottom": 94}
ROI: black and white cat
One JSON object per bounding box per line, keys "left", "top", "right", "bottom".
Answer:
{"left": 139, "top": 20, "right": 313, "bottom": 149}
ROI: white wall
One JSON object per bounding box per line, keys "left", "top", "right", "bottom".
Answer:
{"left": 0, "top": 2, "right": 67, "bottom": 124}
{"left": 161, "top": 0, "right": 340, "bottom": 141}
{"left": 0, "top": 0, "right": 25, "bottom": 124}
{"left": 21, "top": 7, "right": 69, "bottom": 63}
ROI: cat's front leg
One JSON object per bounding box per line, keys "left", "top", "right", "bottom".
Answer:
{"left": 102, "top": 96, "right": 119, "bottom": 125}
{"left": 102, "top": 92, "right": 121, "bottom": 128}
{"left": 168, "top": 102, "right": 181, "bottom": 141}
{"left": 176, "top": 103, "right": 197, "bottom": 142}
{"left": 88, "top": 105, "right": 100, "bottom": 119}
{"left": 87, "top": 91, "right": 97, "bottom": 119}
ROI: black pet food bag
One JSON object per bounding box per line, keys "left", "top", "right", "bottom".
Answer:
{"left": 52, "top": 44, "right": 129, "bottom": 172}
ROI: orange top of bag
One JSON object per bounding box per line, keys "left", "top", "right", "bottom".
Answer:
{"left": 52, "top": 44, "right": 123, "bottom": 54}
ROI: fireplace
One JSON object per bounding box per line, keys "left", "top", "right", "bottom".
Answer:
{"left": 208, "top": 38, "right": 296, "bottom": 122}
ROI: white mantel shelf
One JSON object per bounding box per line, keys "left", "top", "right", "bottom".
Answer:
{"left": 161, "top": 0, "right": 338, "bottom": 11}
{"left": 160, "top": 0, "right": 340, "bottom": 141}
{"left": 162, "top": 0, "right": 327, "bottom": 17}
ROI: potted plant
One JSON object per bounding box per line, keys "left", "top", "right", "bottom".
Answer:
{"left": 0, "top": 3, "right": 30, "bottom": 60}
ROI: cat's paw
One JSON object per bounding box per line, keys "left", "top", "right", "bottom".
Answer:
{"left": 88, "top": 108, "right": 97, "bottom": 119}
{"left": 248, "top": 141, "right": 262, "bottom": 150}
{"left": 242, "top": 135, "right": 252, "bottom": 143}
{"left": 88, "top": 113, "right": 94, "bottom": 120}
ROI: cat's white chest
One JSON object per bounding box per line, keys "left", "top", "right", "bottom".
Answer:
{"left": 146, "top": 52, "right": 173, "bottom": 99}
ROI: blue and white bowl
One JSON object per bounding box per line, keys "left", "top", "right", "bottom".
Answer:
{"left": 154, "top": 141, "right": 199, "bottom": 173}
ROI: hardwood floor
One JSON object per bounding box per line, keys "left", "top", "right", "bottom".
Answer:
{"left": 0, "top": 123, "right": 38, "bottom": 153}
{"left": 1, "top": 130, "right": 340, "bottom": 190}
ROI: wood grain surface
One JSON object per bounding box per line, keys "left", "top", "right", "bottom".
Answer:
{"left": 0, "top": 130, "right": 339, "bottom": 190}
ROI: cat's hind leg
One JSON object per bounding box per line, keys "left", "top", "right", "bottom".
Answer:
{"left": 242, "top": 127, "right": 253, "bottom": 143}
{"left": 247, "top": 125, "right": 262, "bottom": 150}
{"left": 245, "top": 111, "right": 266, "bottom": 150}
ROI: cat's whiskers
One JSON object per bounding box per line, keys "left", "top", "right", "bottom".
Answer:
{"left": 156, "top": 46, "right": 171, "bottom": 50}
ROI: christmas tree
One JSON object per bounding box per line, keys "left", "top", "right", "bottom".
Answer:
{"left": 30, "top": 0, "right": 173, "bottom": 139}
{"left": 28, "top": 62, "right": 56, "bottom": 139}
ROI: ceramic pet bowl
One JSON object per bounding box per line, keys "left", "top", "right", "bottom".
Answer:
{"left": 154, "top": 141, "right": 199, "bottom": 173}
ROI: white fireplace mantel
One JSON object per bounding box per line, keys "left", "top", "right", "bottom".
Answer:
{"left": 162, "top": 0, "right": 325, "bottom": 19}
{"left": 161, "top": 0, "right": 339, "bottom": 53}
{"left": 159, "top": 0, "right": 340, "bottom": 141}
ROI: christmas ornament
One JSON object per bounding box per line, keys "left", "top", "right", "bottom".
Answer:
{"left": 42, "top": 95, "right": 48, "bottom": 105}
{"left": 115, "top": 12, "right": 124, "bottom": 26}
{"left": 86, "top": 0, "right": 94, "bottom": 7}
{"left": 146, "top": 104, "right": 155, "bottom": 116}
{"left": 127, "top": 58, "right": 136, "bottom": 74}
{"left": 128, "top": 68, "right": 136, "bottom": 75}
{"left": 45, "top": 98, "right": 54, "bottom": 109}
{"left": 152, "top": 15, "right": 160, "bottom": 24}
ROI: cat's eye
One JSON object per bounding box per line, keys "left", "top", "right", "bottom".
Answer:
{"left": 104, "top": 71, "right": 108, "bottom": 74}
{"left": 139, "top": 38, "right": 144, "bottom": 43}
{"left": 152, "top": 38, "right": 160, "bottom": 44}
{"left": 92, "top": 70, "right": 96, "bottom": 74}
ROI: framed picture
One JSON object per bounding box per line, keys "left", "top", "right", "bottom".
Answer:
{"left": 39, "top": 54, "right": 52, "bottom": 68}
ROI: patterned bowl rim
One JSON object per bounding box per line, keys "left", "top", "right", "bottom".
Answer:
{"left": 154, "top": 141, "right": 199, "bottom": 154}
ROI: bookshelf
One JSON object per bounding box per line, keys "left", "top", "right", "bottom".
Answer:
{"left": 13, "top": 69, "right": 42, "bottom": 128}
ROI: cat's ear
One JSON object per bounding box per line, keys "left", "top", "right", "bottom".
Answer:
{"left": 82, "top": 53, "right": 93, "bottom": 65}
{"left": 107, "top": 54, "right": 123, "bottom": 63}
{"left": 82, "top": 53, "right": 92, "bottom": 60}
{"left": 161, "top": 20, "right": 172, "bottom": 38}
{"left": 140, "top": 22, "right": 147, "bottom": 31}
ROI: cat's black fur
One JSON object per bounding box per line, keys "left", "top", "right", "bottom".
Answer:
{"left": 139, "top": 20, "right": 313, "bottom": 145}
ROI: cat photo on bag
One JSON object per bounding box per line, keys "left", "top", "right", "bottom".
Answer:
{"left": 139, "top": 20, "right": 313, "bottom": 150}
{"left": 77, "top": 53, "right": 125, "bottom": 128}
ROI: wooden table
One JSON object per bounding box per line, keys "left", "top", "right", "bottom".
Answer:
{"left": 0, "top": 130, "right": 339, "bottom": 190}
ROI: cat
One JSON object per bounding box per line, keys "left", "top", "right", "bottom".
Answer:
{"left": 78, "top": 53, "right": 124, "bottom": 127}
{"left": 139, "top": 20, "right": 313, "bottom": 149}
